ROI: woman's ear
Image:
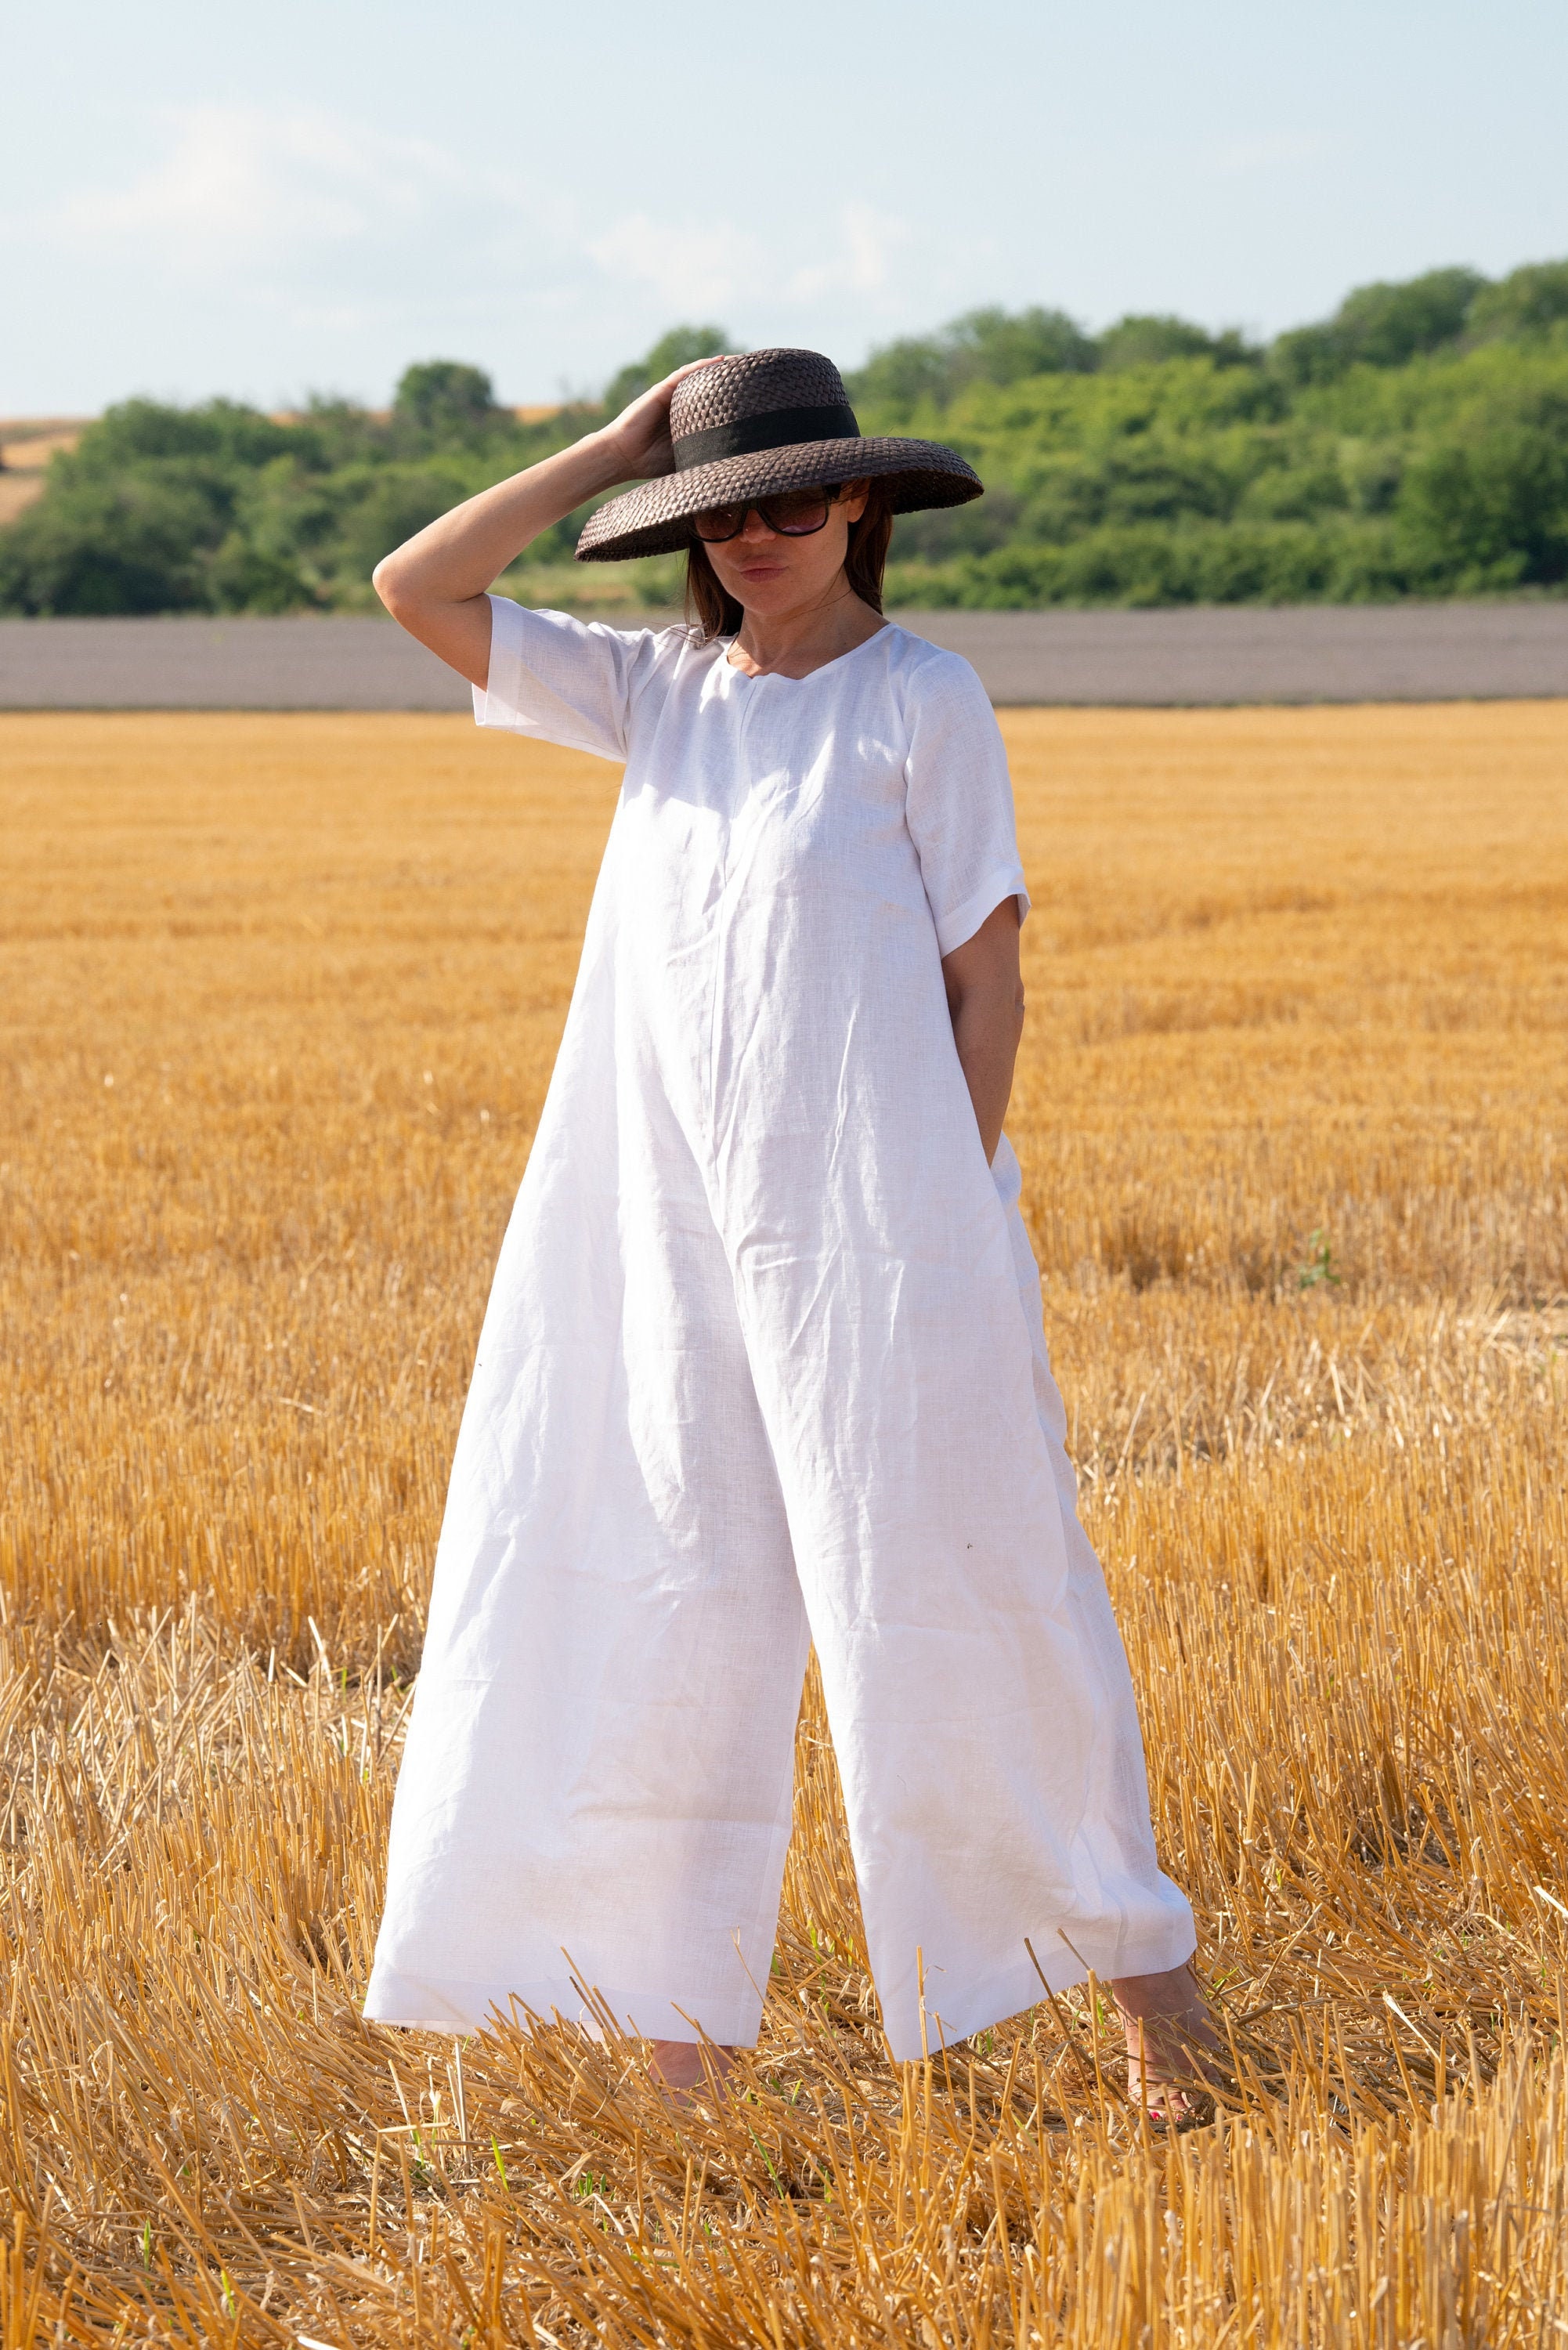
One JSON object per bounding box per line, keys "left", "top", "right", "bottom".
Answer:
{"left": 840, "top": 477, "right": 873, "bottom": 524}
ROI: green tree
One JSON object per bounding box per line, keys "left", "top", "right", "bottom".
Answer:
{"left": 0, "top": 398, "right": 327, "bottom": 614}
{"left": 208, "top": 537, "right": 319, "bottom": 613}
{"left": 1397, "top": 403, "right": 1568, "bottom": 588}
{"left": 1272, "top": 266, "right": 1487, "bottom": 385}
{"left": 1335, "top": 267, "right": 1486, "bottom": 365}
{"left": 956, "top": 306, "right": 1098, "bottom": 386}
{"left": 1468, "top": 259, "right": 1568, "bottom": 343}
{"left": 55, "top": 397, "right": 306, "bottom": 479}
{"left": 0, "top": 474, "right": 223, "bottom": 613}
{"left": 1097, "top": 315, "right": 1257, "bottom": 372}
{"left": 602, "top": 327, "right": 732, "bottom": 417}
{"left": 392, "top": 361, "right": 500, "bottom": 440}
{"left": 293, "top": 395, "right": 395, "bottom": 467}
{"left": 327, "top": 465, "right": 474, "bottom": 588}
{"left": 8, "top": 277, "right": 1568, "bottom": 617}
{"left": 849, "top": 306, "right": 1096, "bottom": 419}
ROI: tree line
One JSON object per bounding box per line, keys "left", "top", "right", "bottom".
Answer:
{"left": 3, "top": 262, "right": 1566, "bottom": 616}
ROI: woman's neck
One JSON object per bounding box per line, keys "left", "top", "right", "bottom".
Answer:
{"left": 726, "top": 584, "right": 887, "bottom": 681}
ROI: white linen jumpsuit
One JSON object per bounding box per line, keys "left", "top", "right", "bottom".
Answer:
{"left": 364, "top": 596, "right": 1195, "bottom": 2061}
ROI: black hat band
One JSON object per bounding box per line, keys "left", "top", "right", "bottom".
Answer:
{"left": 671, "top": 402, "right": 861, "bottom": 472}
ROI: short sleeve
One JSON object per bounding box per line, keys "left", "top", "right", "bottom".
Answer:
{"left": 472, "top": 594, "right": 657, "bottom": 763}
{"left": 901, "top": 649, "right": 1031, "bottom": 957}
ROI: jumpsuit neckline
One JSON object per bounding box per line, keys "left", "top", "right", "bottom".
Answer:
{"left": 720, "top": 621, "right": 893, "bottom": 687}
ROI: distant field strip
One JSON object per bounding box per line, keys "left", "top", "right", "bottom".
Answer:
{"left": 3, "top": 599, "right": 1568, "bottom": 710}
{"left": 1, "top": 705, "right": 1565, "bottom": 2343}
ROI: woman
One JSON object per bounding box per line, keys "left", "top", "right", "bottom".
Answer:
{"left": 365, "top": 348, "right": 1217, "bottom": 2117}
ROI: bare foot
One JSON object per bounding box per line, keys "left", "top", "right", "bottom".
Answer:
{"left": 647, "top": 2037, "right": 736, "bottom": 2105}
{"left": 1111, "top": 1965, "right": 1225, "bottom": 2125}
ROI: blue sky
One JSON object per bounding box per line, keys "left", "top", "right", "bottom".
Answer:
{"left": 4, "top": 0, "right": 1566, "bottom": 414}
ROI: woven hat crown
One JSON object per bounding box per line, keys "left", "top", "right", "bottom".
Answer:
{"left": 669, "top": 349, "right": 854, "bottom": 445}
{"left": 575, "top": 343, "right": 980, "bottom": 561}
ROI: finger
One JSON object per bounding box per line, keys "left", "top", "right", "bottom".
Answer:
{"left": 651, "top": 352, "right": 734, "bottom": 396}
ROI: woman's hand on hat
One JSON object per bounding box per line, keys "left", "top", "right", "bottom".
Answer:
{"left": 599, "top": 358, "right": 728, "bottom": 483}
{"left": 370, "top": 354, "right": 726, "bottom": 684}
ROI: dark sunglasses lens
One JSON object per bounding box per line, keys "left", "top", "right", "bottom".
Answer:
{"left": 761, "top": 489, "right": 833, "bottom": 534}
{"left": 692, "top": 504, "right": 746, "bottom": 541}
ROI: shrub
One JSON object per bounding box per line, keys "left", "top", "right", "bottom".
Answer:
{"left": 1272, "top": 267, "right": 1487, "bottom": 385}
{"left": 1097, "top": 316, "right": 1259, "bottom": 372}
{"left": 1397, "top": 416, "right": 1568, "bottom": 588}
{"left": 846, "top": 308, "right": 1097, "bottom": 421}
{"left": 8, "top": 267, "right": 1568, "bottom": 614}
{"left": 0, "top": 472, "right": 226, "bottom": 614}
{"left": 392, "top": 362, "right": 500, "bottom": 444}
{"left": 1467, "top": 259, "right": 1568, "bottom": 344}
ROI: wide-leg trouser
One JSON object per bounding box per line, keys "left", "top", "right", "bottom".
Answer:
{"left": 364, "top": 1086, "right": 1195, "bottom": 2060}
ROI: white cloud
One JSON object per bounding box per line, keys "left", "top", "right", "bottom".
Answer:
{"left": 5, "top": 106, "right": 944, "bottom": 402}
{"left": 48, "top": 106, "right": 485, "bottom": 269}
{"left": 785, "top": 204, "right": 912, "bottom": 302}
{"left": 22, "top": 106, "right": 924, "bottom": 349}
{"left": 584, "top": 200, "right": 919, "bottom": 327}
{"left": 585, "top": 213, "right": 760, "bottom": 313}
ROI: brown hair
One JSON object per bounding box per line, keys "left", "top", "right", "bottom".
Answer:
{"left": 684, "top": 481, "right": 894, "bottom": 642}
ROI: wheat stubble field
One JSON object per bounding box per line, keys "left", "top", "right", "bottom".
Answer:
{"left": 1, "top": 698, "right": 1566, "bottom": 2346}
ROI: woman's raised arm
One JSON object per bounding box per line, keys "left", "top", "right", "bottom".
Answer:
{"left": 372, "top": 360, "right": 720, "bottom": 691}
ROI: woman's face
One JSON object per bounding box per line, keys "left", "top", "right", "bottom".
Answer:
{"left": 701, "top": 479, "right": 872, "bottom": 616}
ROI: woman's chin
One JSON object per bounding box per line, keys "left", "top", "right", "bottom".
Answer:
{"left": 724, "top": 571, "right": 818, "bottom": 616}
{"left": 728, "top": 569, "right": 790, "bottom": 598}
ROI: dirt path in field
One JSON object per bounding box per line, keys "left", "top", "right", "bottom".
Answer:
{"left": 2, "top": 598, "right": 1566, "bottom": 708}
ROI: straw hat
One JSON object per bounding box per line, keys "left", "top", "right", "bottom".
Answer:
{"left": 575, "top": 347, "right": 981, "bottom": 563}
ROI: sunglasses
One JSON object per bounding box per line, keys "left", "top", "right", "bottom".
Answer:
{"left": 691, "top": 485, "right": 843, "bottom": 543}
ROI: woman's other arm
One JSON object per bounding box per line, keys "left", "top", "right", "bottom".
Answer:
{"left": 371, "top": 361, "right": 717, "bottom": 691}
{"left": 941, "top": 895, "right": 1024, "bottom": 1166}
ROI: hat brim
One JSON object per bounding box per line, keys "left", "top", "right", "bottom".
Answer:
{"left": 574, "top": 436, "right": 981, "bottom": 562}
